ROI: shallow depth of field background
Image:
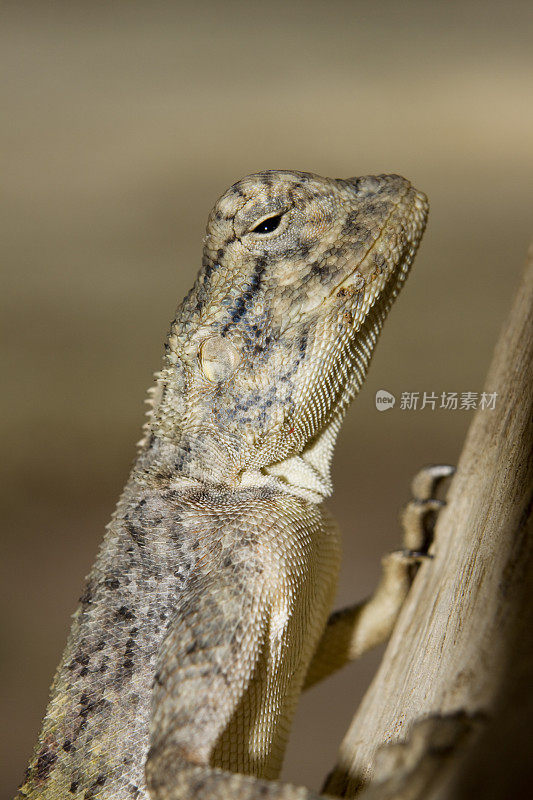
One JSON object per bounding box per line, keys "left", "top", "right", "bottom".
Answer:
{"left": 2, "top": 1, "right": 532, "bottom": 795}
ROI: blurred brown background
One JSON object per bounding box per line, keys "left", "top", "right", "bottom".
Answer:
{"left": 2, "top": 0, "right": 532, "bottom": 795}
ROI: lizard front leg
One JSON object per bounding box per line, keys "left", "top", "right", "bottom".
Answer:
{"left": 303, "top": 465, "right": 454, "bottom": 690}
{"left": 145, "top": 571, "right": 327, "bottom": 800}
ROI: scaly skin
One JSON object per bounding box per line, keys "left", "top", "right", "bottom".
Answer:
{"left": 18, "top": 171, "right": 428, "bottom": 799}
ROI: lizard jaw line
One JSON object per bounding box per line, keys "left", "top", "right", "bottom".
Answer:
{"left": 328, "top": 187, "right": 428, "bottom": 301}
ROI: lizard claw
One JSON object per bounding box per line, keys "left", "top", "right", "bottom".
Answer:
{"left": 400, "top": 465, "right": 455, "bottom": 555}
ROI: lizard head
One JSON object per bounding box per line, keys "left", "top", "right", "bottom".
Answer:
{"left": 149, "top": 170, "right": 428, "bottom": 493}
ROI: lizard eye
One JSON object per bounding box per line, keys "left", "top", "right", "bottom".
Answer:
{"left": 250, "top": 213, "right": 284, "bottom": 234}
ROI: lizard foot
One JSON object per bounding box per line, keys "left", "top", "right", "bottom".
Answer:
{"left": 400, "top": 464, "right": 455, "bottom": 556}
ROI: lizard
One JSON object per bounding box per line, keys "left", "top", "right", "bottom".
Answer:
{"left": 17, "top": 170, "right": 450, "bottom": 800}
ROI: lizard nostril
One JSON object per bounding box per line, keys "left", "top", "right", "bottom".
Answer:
{"left": 355, "top": 176, "right": 382, "bottom": 195}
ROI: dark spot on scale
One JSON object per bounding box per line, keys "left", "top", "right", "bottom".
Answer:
{"left": 125, "top": 521, "right": 146, "bottom": 547}
{"left": 84, "top": 776, "right": 106, "bottom": 797}
{"left": 79, "top": 695, "right": 109, "bottom": 720}
{"left": 223, "top": 288, "right": 253, "bottom": 330}
{"left": 250, "top": 267, "right": 266, "bottom": 288}
{"left": 69, "top": 780, "right": 79, "bottom": 793}
{"left": 115, "top": 606, "right": 135, "bottom": 622}
{"left": 35, "top": 747, "right": 58, "bottom": 781}
{"left": 351, "top": 223, "right": 370, "bottom": 241}
{"left": 80, "top": 667, "right": 89, "bottom": 676}
{"left": 125, "top": 637, "right": 136, "bottom": 654}
{"left": 202, "top": 258, "right": 214, "bottom": 280}
{"left": 104, "top": 576, "right": 120, "bottom": 590}
{"left": 217, "top": 247, "right": 225, "bottom": 260}
{"left": 299, "top": 243, "right": 311, "bottom": 258}
{"left": 146, "top": 433, "right": 156, "bottom": 450}
{"left": 75, "top": 717, "right": 88, "bottom": 735}
{"left": 79, "top": 583, "right": 94, "bottom": 605}
{"left": 310, "top": 262, "right": 328, "bottom": 276}
{"left": 62, "top": 740, "right": 72, "bottom": 752}
{"left": 341, "top": 210, "right": 359, "bottom": 235}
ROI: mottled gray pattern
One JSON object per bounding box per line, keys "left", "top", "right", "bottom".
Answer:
{"left": 18, "top": 171, "right": 428, "bottom": 799}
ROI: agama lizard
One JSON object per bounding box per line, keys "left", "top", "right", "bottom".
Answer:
{"left": 18, "top": 170, "right": 447, "bottom": 799}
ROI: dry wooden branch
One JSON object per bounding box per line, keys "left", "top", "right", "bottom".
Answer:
{"left": 324, "top": 247, "right": 533, "bottom": 799}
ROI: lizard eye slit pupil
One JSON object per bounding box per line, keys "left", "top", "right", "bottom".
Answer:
{"left": 250, "top": 213, "right": 284, "bottom": 234}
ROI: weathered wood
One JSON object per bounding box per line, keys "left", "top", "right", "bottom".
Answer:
{"left": 325, "top": 247, "right": 533, "bottom": 799}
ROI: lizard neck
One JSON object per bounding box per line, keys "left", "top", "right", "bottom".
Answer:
{"left": 135, "top": 421, "right": 339, "bottom": 504}
{"left": 260, "top": 420, "right": 339, "bottom": 501}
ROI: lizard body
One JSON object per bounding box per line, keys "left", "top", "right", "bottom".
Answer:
{"left": 18, "top": 171, "right": 429, "bottom": 799}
